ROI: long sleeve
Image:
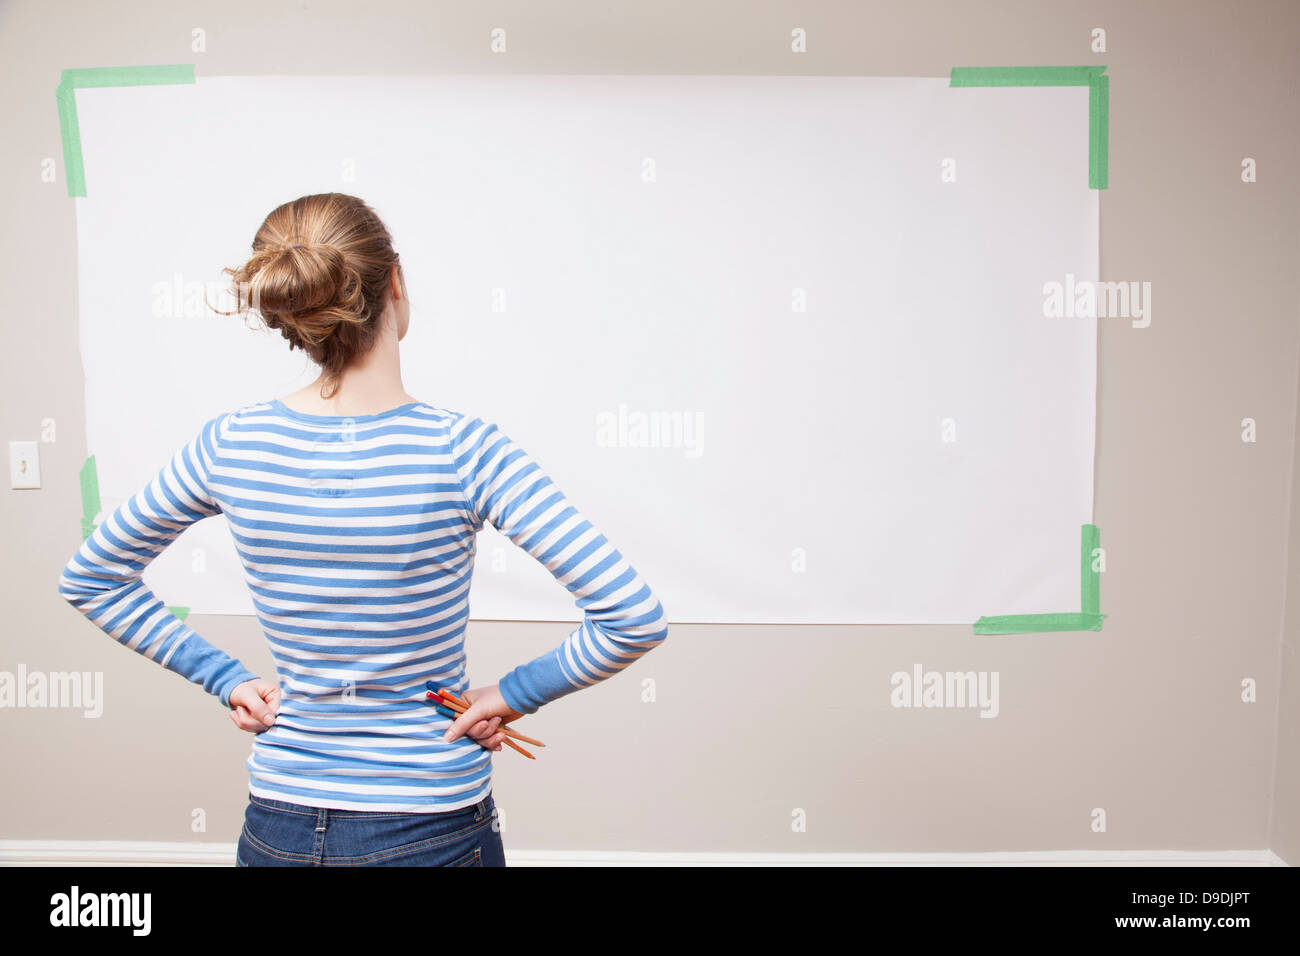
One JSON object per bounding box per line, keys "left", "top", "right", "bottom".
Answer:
{"left": 57, "top": 413, "right": 260, "bottom": 708}
{"left": 449, "top": 413, "right": 669, "bottom": 715}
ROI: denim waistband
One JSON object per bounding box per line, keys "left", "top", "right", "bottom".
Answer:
{"left": 248, "top": 791, "right": 494, "bottom": 820}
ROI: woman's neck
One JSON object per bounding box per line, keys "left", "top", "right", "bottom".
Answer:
{"left": 282, "top": 322, "right": 417, "bottom": 416}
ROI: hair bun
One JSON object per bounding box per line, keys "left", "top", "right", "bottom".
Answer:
{"left": 249, "top": 241, "right": 365, "bottom": 348}
{"left": 215, "top": 193, "right": 403, "bottom": 395}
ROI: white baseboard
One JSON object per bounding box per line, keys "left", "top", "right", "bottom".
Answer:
{"left": 0, "top": 841, "right": 1288, "bottom": 867}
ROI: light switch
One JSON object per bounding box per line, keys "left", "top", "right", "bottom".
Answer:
{"left": 10, "top": 441, "right": 40, "bottom": 489}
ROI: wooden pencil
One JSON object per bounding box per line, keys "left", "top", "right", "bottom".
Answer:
{"left": 433, "top": 688, "right": 545, "bottom": 747}
{"left": 432, "top": 689, "right": 539, "bottom": 759}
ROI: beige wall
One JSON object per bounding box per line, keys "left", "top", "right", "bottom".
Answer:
{"left": 2, "top": 0, "right": 1297, "bottom": 856}
{"left": 1273, "top": 344, "right": 1300, "bottom": 863}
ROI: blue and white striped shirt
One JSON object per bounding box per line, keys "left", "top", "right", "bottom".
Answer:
{"left": 58, "top": 399, "right": 669, "bottom": 813}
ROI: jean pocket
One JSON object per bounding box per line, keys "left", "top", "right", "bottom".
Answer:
{"left": 354, "top": 815, "right": 492, "bottom": 866}
{"left": 240, "top": 804, "right": 315, "bottom": 864}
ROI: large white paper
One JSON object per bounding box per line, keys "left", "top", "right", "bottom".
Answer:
{"left": 71, "top": 74, "right": 1097, "bottom": 624}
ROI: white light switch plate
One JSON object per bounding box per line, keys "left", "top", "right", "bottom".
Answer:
{"left": 10, "top": 441, "right": 40, "bottom": 489}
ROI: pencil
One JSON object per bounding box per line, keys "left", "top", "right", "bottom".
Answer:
{"left": 428, "top": 685, "right": 546, "bottom": 747}
{"left": 426, "top": 688, "right": 539, "bottom": 759}
{"left": 432, "top": 692, "right": 535, "bottom": 759}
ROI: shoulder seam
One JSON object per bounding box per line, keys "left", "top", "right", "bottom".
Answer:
{"left": 446, "top": 411, "right": 484, "bottom": 532}
{"left": 203, "top": 411, "right": 234, "bottom": 507}
{"left": 212, "top": 409, "right": 236, "bottom": 463}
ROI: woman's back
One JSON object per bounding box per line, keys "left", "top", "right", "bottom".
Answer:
{"left": 228, "top": 398, "right": 485, "bottom": 813}
{"left": 58, "top": 396, "right": 669, "bottom": 814}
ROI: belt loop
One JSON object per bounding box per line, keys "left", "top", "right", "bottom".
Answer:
{"left": 313, "top": 807, "right": 328, "bottom": 865}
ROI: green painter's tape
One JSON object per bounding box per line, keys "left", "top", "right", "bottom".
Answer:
{"left": 949, "top": 66, "right": 1106, "bottom": 87}
{"left": 55, "top": 64, "right": 195, "bottom": 197}
{"left": 949, "top": 65, "right": 1109, "bottom": 189}
{"left": 1089, "top": 73, "right": 1109, "bottom": 189}
{"left": 78, "top": 455, "right": 100, "bottom": 541}
{"left": 972, "top": 612, "right": 1106, "bottom": 635}
{"left": 1081, "top": 522, "right": 1101, "bottom": 614}
{"left": 973, "top": 524, "right": 1108, "bottom": 634}
{"left": 58, "top": 64, "right": 195, "bottom": 90}
{"left": 55, "top": 85, "right": 83, "bottom": 200}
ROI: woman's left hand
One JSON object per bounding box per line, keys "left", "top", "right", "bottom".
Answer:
{"left": 228, "top": 677, "right": 281, "bottom": 734}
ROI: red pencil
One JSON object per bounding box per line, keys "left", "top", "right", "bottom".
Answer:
{"left": 429, "top": 688, "right": 540, "bottom": 758}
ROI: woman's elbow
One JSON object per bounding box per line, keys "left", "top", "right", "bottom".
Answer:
{"left": 57, "top": 569, "right": 82, "bottom": 607}
{"left": 57, "top": 560, "right": 99, "bottom": 608}
{"left": 644, "top": 598, "right": 669, "bottom": 647}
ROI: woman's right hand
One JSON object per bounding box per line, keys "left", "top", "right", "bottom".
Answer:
{"left": 229, "top": 678, "right": 280, "bottom": 734}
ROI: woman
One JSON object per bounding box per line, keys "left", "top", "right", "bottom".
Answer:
{"left": 57, "top": 193, "right": 669, "bottom": 866}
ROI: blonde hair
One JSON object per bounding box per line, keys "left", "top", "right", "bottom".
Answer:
{"left": 218, "top": 193, "right": 404, "bottom": 399}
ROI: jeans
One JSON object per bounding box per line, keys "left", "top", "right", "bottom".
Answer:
{"left": 235, "top": 791, "right": 506, "bottom": 867}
